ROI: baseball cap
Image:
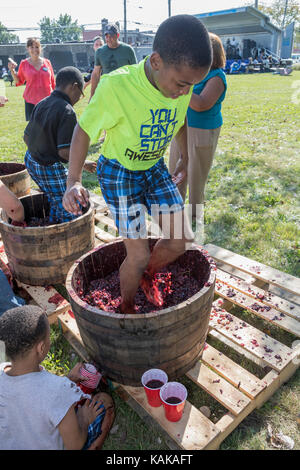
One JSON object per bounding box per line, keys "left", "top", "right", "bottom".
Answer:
{"left": 104, "top": 24, "right": 119, "bottom": 36}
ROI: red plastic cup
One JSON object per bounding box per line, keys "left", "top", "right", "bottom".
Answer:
{"left": 141, "top": 369, "right": 168, "bottom": 407}
{"left": 160, "top": 382, "right": 187, "bottom": 422}
{"left": 79, "top": 363, "right": 101, "bottom": 394}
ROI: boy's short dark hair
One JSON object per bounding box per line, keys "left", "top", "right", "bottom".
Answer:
{"left": 153, "top": 14, "right": 212, "bottom": 69}
{"left": 0, "top": 305, "right": 48, "bottom": 360}
{"left": 56, "top": 66, "right": 84, "bottom": 92}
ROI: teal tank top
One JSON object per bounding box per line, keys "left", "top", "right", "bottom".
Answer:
{"left": 187, "top": 68, "right": 227, "bottom": 129}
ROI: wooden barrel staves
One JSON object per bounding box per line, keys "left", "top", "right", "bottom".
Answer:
{"left": 66, "top": 239, "right": 216, "bottom": 386}
{"left": 0, "top": 162, "right": 31, "bottom": 198}
{"left": 0, "top": 192, "right": 95, "bottom": 285}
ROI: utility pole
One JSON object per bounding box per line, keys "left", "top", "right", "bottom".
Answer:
{"left": 124, "top": 0, "right": 127, "bottom": 43}
{"left": 168, "top": 0, "right": 171, "bottom": 17}
{"left": 282, "top": 0, "right": 288, "bottom": 29}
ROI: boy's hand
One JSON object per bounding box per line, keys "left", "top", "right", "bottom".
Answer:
{"left": 0, "top": 96, "right": 8, "bottom": 107}
{"left": 67, "top": 362, "right": 86, "bottom": 383}
{"left": 78, "top": 396, "right": 104, "bottom": 426}
{"left": 8, "top": 61, "right": 17, "bottom": 72}
{"left": 83, "top": 160, "right": 97, "bottom": 173}
{"left": 63, "top": 183, "right": 89, "bottom": 215}
{"left": 172, "top": 158, "right": 187, "bottom": 186}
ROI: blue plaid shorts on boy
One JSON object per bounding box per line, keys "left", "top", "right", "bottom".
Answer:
{"left": 96, "top": 155, "right": 184, "bottom": 239}
{"left": 82, "top": 404, "right": 106, "bottom": 450}
{"left": 25, "top": 150, "right": 77, "bottom": 223}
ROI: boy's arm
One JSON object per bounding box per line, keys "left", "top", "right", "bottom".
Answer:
{"left": 172, "top": 118, "right": 189, "bottom": 186}
{"left": 89, "top": 65, "right": 101, "bottom": 101}
{"left": 0, "top": 181, "right": 25, "bottom": 222}
{"left": 58, "top": 147, "right": 96, "bottom": 173}
{"left": 62, "top": 123, "right": 90, "bottom": 215}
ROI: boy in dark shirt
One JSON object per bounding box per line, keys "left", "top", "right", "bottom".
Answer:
{"left": 24, "top": 66, "right": 96, "bottom": 223}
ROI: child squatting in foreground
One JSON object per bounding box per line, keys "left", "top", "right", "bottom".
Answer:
{"left": 0, "top": 305, "right": 114, "bottom": 450}
{"left": 63, "top": 15, "right": 212, "bottom": 314}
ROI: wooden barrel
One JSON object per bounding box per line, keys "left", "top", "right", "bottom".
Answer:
{"left": 0, "top": 192, "right": 95, "bottom": 286}
{"left": 0, "top": 162, "right": 31, "bottom": 198}
{"left": 66, "top": 239, "right": 216, "bottom": 386}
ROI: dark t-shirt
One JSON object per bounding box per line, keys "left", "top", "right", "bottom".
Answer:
{"left": 94, "top": 43, "right": 137, "bottom": 74}
{"left": 24, "top": 90, "right": 77, "bottom": 166}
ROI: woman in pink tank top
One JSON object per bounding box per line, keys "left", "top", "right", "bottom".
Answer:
{"left": 8, "top": 37, "right": 56, "bottom": 120}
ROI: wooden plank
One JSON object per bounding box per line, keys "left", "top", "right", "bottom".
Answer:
{"left": 94, "top": 213, "right": 117, "bottom": 231}
{"left": 94, "top": 225, "right": 119, "bottom": 243}
{"left": 215, "top": 278, "right": 300, "bottom": 337}
{"left": 89, "top": 191, "right": 108, "bottom": 212}
{"left": 16, "top": 281, "right": 70, "bottom": 323}
{"left": 201, "top": 343, "right": 266, "bottom": 399}
{"left": 186, "top": 362, "right": 251, "bottom": 415}
{"left": 209, "top": 301, "right": 293, "bottom": 372}
{"left": 64, "top": 331, "right": 90, "bottom": 361}
{"left": 115, "top": 386, "right": 181, "bottom": 450}
{"left": 58, "top": 310, "right": 82, "bottom": 342}
{"left": 205, "top": 244, "right": 300, "bottom": 297}
{"left": 268, "top": 285, "right": 300, "bottom": 307}
{"left": 215, "top": 261, "right": 256, "bottom": 284}
{"left": 122, "top": 384, "right": 221, "bottom": 450}
{"left": 216, "top": 269, "right": 300, "bottom": 321}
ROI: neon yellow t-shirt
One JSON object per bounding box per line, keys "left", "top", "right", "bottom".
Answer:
{"left": 79, "top": 58, "right": 192, "bottom": 171}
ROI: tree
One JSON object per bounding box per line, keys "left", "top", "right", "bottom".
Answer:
{"left": 39, "top": 14, "right": 82, "bottom": 43}
{"left": 0, "top": 22, "right": 20, "bottom": 44}
{"left": 259, "top": 0, "right": 300, "bottom": 29}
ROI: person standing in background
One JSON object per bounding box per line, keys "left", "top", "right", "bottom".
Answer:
{"left": 84, "top": 36, "right": 104, "bottom": 90}
{"left": 89, "top": 23, "right": 137, "bottom": 100}
{"left": 169, "top": 33, "right": 227, "bottom": 220}
{"left": 8, "top": 38, "right": 55, "bottom": 121}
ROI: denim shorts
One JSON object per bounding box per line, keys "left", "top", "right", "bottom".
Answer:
{"left": 96, "top": 156, "right": 184, "bottom": 239}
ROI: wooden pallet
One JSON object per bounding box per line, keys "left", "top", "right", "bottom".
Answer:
{"left": 1, "top": 194, "right": 300, "bottom": 450}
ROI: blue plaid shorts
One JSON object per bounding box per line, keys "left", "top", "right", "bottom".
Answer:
{"left": 96, "top": 155, "right": 184, "bottom": 239}
{"left": 24, "top": 151, "right": 77, "bottom": 223}
{"left": 82, "top": 404, "right": 106, "bottom": 450}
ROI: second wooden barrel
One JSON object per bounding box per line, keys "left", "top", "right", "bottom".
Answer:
{"left": 66, "top": 239, "right": 216, "bottom": 386}
{"left": 0, "top": 162, "right": 31, "bottom": 197}
{"left": 0, "top": 192, "right": 95, "bottom": 285}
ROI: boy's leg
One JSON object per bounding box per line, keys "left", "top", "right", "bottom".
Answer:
{"left": 119, "top": 238, "right": 150, "bottom": 313}
{"left": 97, "top": 156, "right": 151, "bottom": 313}
{"left": 148, "top": 209, "right": 194, "bottom": 275}
{"left": 24, "top": 151, "right": 77, "bottom": 223}
{"left": 140, "top": 159, "right": 194, "bottom": 304}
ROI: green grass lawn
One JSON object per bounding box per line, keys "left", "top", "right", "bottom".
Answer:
{"left": 0, "top": 72, "right": 299, "bottom": 450}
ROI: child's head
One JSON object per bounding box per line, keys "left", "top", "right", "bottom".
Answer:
{"left": 209, "top": 33, "right": 226, "bottom": 70}
{"left": 149, "top": 15, "right": 212, "bottom": 98}
{"left": 0, "top": 305, "right": 50, "bottom": 362}
{"left": 56, "top": 66, "right": 85, "bottom": 105}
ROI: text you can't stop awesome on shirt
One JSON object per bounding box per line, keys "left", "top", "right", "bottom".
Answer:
{"left": 79, "top": 58, "right": 192, "bottom": 171}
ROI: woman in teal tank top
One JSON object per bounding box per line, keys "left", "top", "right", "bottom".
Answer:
{"left": 169, "top": 33, "right": 227, "bottom": 218}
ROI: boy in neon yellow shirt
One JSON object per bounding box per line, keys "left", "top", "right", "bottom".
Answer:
{"left": 63, "top": 15, "right": 212, "bottom": 314}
